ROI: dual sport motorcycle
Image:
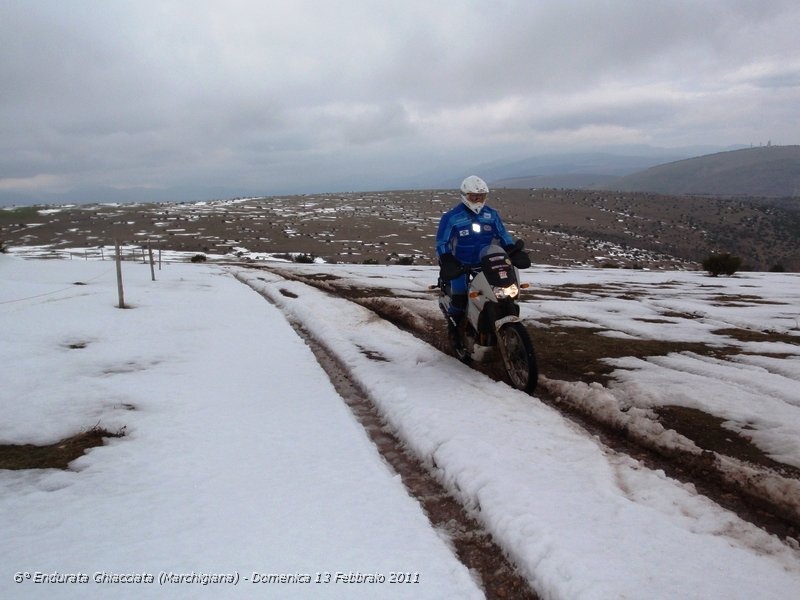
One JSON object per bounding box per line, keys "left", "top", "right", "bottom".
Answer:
{"left": 435, "top": 242, "right": 538, "bottom": 393}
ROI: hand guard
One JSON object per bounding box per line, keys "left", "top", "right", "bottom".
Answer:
{"left": 439, "top": 253, "right": 466, "bottom": 281}
{"left": 504, "top": 240, "right": 532, "bottom": 269}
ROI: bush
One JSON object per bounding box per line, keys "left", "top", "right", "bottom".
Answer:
{"left": 191, "top": 254, "right": 207, "bottom": 263}
{"left": 294, "top": 253, "right": 315, "bottom": 264}
{"left": 397, "top": 256, "right": 414, "bottom": 265}
{"left": 702, "top": 252, "right": 741, "bottom": 276}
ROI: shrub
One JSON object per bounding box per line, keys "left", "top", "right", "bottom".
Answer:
{"left": 294, "top": 253, "right": 315, "bottom": 264}
{"left": 191, "top": 254, "right": 207, "bottom": 263}
{"left": 362, "top": 258, "right": 379, "bottom": 265}
{"left": 397, "top": 256, "right": 414, "bottom": 265}
{"left": 702, "top": 252, "right": 741, "bottom": 276}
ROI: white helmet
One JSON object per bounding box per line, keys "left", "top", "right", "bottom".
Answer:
{"left": 460, "top": 175, "right": 489, "bottom": 214}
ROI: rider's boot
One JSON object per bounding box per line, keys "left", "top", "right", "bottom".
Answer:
{"left": 446, "top": 293, "right": 467, "bottom": 353}
{"left": 447, "top": 313, "right": 464, "bottom": 351}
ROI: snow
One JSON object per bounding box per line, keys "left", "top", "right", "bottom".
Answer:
{"left": 0, "top": 256, "right": 481, "bottom": 599}
{"left": 2, "top": 255, "right": 800, "bottom": 599}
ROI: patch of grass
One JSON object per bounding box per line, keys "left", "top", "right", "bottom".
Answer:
{"left": 659, "top": 310, "right": 703, "bottom": 319}
{"left": 712, "top": 327, "right": 799, "bottom": 346}
{"left": 527, "top": 288, "right": 576, "bottom": 299}
{"left": 656, "top": 406, "right": 800, "bottom": 478}
{"left": 337, "top": 286, "right": 400, "bottom": 300}
{"left": 0, "top": 426, "right": 125, "bottom": 470}
{"left": 707, "top": 294, "right": 787, "bottom": 306}
{"left": 0, "top": 206, "right": 41, "bottom": 224}
{"left": 632, "top": 317, "right": 678, "bottom": 324}
{"left": 301, "top": 273, "right": 340, "bottom": 281}
{"left": 529, "top": 319, "right": 737, "bottom": 383}
{"left": 550, "top": 283, "right": 608, "bottom": 296}
{"left": 534, "top": 283, "right": 646, "bottom": 301}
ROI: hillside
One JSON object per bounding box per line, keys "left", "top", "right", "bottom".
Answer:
{"left": 2, "top": 188, "right": 799, "bottom": 271}
{"left": 598, "top": 145, "right": 800, "bottom": 197}
{"left": 485, "top": 150, "right": 692, "bottom": 191}
{"left": 491, "top": 189, "right": 800, "bottom": 272}
{"left": 491, "top": 173, "right": 617, "bottom": 189}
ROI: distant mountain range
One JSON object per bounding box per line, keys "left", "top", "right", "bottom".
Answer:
{"left": 595, "top": 145, "right": 800, "bottom": 197}
{"left": 491, "top": 145, "right": 800, "bottom": 198}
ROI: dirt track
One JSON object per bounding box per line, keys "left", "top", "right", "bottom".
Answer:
{"left": 255, "top": 264, "right": 800, "bottom": 550}
{"left": 243, "top": 273, "right": 539, "bottom": 600}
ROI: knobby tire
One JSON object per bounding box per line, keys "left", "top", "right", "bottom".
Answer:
{"left": 499, "top": 322, "right": 538, "bottom": 393}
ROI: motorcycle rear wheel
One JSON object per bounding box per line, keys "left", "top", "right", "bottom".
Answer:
{"left": 498, "top": 322, "right": 538, "bottom": 392}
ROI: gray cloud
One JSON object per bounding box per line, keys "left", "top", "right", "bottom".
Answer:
{"left": 2, "top": 0, "right": 799, "bottom": 204}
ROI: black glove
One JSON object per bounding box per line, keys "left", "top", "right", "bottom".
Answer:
{"left": 504, "top": 240, "right": 531, "bottom": 269}
{"left": 439, "top": 253, "right": 466, "bottom": 280}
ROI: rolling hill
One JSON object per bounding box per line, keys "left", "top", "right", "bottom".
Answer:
{"left": 598, "top": 145, "right": 800, "bottom": 197}
{"left": 491, "top": 146, "right": 800, "bottom": 199}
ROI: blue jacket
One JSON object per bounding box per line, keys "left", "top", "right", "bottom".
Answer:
{"left": 436, "top": 203, "right": 514, "bottom": 266}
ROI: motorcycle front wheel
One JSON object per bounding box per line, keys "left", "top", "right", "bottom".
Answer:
{"left": 498, "top": 322, "right": 538, "bottom": 393}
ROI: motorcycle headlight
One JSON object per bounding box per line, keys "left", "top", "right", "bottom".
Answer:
{"left": 492, "top": 284, "right": 519, "bottom": 299}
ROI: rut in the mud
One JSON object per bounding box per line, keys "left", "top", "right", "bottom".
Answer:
{"left": 300, "top": 332, "right": 539, "bottom": 600}
{"left": 241, "top": 274, "right": 539, "bottom": 600}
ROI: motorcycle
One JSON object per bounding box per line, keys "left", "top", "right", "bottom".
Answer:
{"left": 435, "top": 242, "right": 538, "bottom": 393}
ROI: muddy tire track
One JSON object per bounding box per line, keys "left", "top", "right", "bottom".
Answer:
{"left": 240, "top": 272, "right": 539, "bottom": 600}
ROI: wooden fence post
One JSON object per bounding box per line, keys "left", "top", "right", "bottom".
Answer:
{"left": 148, "top": 241, "right": 156, "bottom": 281}
{"left": 115, "top": 240, "right": 126, "bottom": 309}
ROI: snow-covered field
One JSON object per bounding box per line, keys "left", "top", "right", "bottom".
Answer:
{"left": 2, "top": 254, "right": 799, "bottom": 599}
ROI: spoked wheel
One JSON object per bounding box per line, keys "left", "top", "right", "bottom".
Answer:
{"left": 498, "top": 322, "right": 538, "bottom": 392}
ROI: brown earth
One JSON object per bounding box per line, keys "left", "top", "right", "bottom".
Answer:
{"left": 0, "top": 426, "right": 125, "bottom": 470}
{"left": 2, "top": 188, "right": 798, "bottom": 271}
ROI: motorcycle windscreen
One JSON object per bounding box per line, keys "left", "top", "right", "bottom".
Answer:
{"left": 479, "top": 247, "right": 518, "bottom": 287}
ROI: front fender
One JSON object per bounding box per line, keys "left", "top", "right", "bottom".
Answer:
{"left": 494, "top": 314, "right": 521, "bottom": 331}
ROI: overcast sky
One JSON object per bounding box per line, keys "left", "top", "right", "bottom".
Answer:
{"left": 2, "top": 0, "right": 799, "bottom": 205}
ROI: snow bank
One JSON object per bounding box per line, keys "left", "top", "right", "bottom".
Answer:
{"left": 0, "top": 256, "right": 481, "bottom": 599}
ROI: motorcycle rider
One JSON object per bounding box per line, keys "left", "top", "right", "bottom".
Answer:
{"left": 436, "top": 175, "right": 530, "bottom": 343}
